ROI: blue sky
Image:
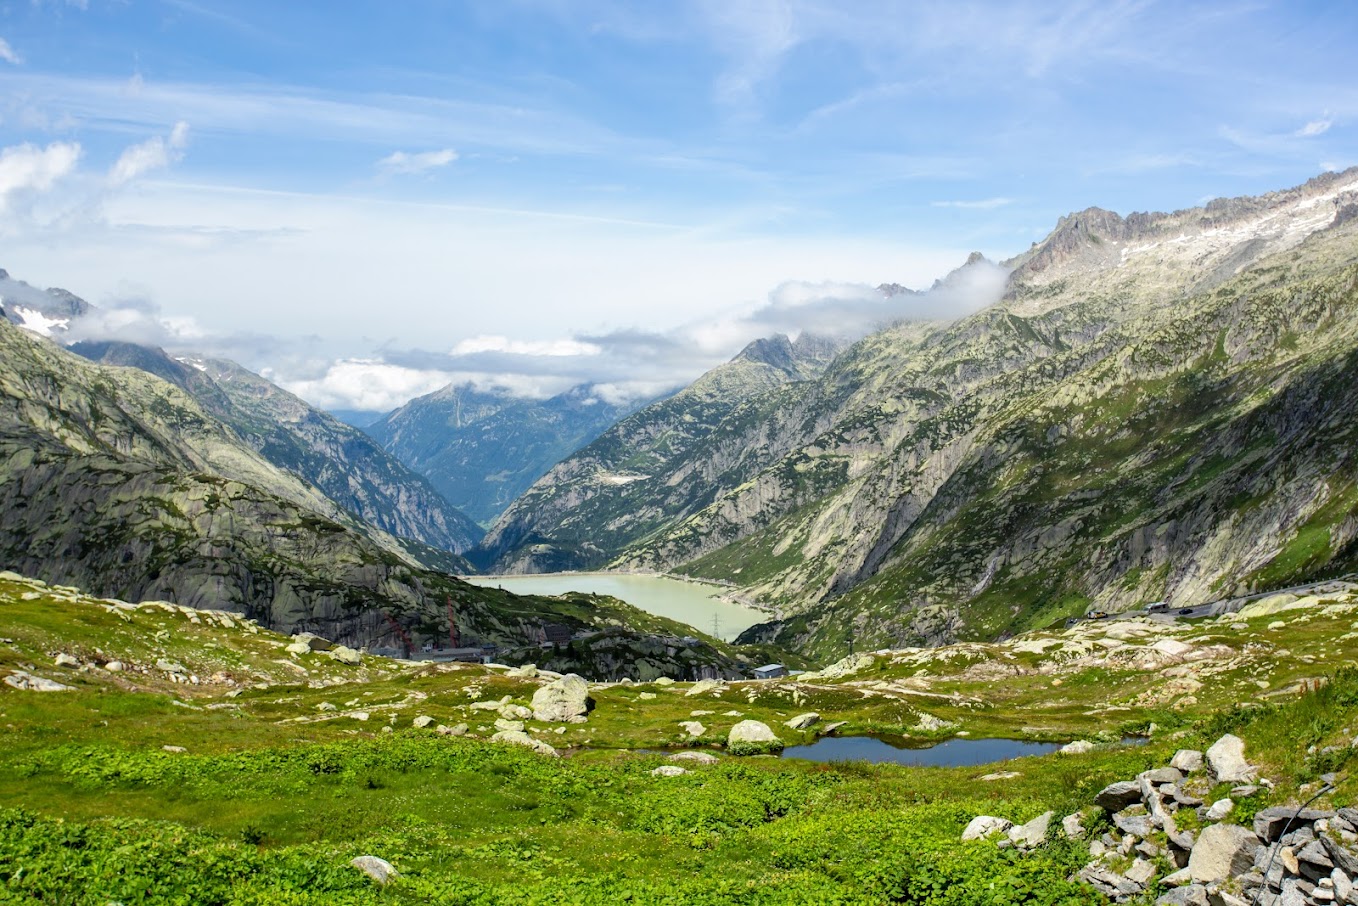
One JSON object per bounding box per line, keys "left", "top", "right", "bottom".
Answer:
{"left": 0, "top": 1, "right": 1354, "bottom": 411}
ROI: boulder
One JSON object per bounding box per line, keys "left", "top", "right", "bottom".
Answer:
{"left": 292, "top": 633, "right": 333, "bottom": 652}
{"left": 412, "top": 715, "right": 434, "bottom": 729}
{"left": 53, "top": 653, "right": 80, "bottom": 668}
{"left": 1155, "top": 885, "right": 1209, "bottom": 906}
{"left": 1008, "top": 811, "right": 1053, "bottom": 849}
{"left": 1139, "top": 767, "right": 1184, "bottom": 784}
{"left": 1206, "top": 734, "right": 1256, "bottom": 783}
{"left": 317, "top": 702, "right": 338, "bottom": 712}
{"left": 1170, "top": 749, "right": 1204, "bottom": 773}
{"left": 1060, "top": 740, "right": 1096, "bottom": 755}
{"left": 679, "top": 721, "right": 706, "bottom": 737}
{"left": 493, "top": 718, "right": 524, "bottom": 733}
{"left": 1095, "top": 780, "right": 1143, "bottom": 811}
{"left": 1079, "top": 865, "right": 1143, "bottom": 899}
{"left": 726, "top": 720, "right": 783, "bottom": 756}
{"left": 785, "top": 713, "right": 820, "bottom": 730}
{"left": 961, "top": 816, "right": 1013, "bottom": 841}
{"left": 650, "top": 765, "right": 688, "bottom": 777}
{"left": 3, "top": 671, "right": 75, "bottom": 692}
{"left": 669, "top": 751, "right": 719, "bottom": 765}
{"left": 685, "top": 679, "right": 723, "bottom": 697}
{"left": 1254, "top": 806, "right": 1335, "bottom": 843}
{"left": 284, "top": 639, "right": 312, "bottom": 656}
{"left": 800, "top": 652, "right": 875, "bottom": 680}
{"left": 1060, "top": 813, "right": 1086, "bottom": 839}
{"left": 1125, "top": 859, "right": 1157, "bottom": 885}
{"left": 350, "top": 855, "right": 397, "bottom": 885}
{"left": 1115, "top": 813, "right": 1154, "bottom": 838}
{"left": 490, "top": 729, "right": 558, "bottom": 757}
{"left": 328, "top": 646, "right": 362, "bottom": 666}
{"left": 531, "top": 674, "right": 592, "bottom": 722}
{"left": 1188, "top": 823, "right": 1260, "bottom": 882}
{"left": 1320, "top": 833, "right": 1358, "bottom": 875}
{"left": 435, "top": 724, "right": 468, "bottom": 737}
{"left": 638, "top": 692, "right": 657, "bottom": 700}
{"left": 653, "top": 677, "right": 675, "bottom": 686}
{"left": 161, "top": 745, "right": 187, "bottom": 753}
{"left": 499, "top": 704, "right": 533, "bottom": 720}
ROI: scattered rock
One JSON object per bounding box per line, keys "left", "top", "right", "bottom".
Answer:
{"left": 531, "top": 674, "right": 592, "bottom": 722}
{"left": 317, "top": 702, "right": 338, "bottom": 712}
{"left": 685, "top": 679, "right": 723, "bottom": 697}
{"left": 785, "top": 712, "right": 820, "bottom": 730}
{"left": 669, "top": 751, "right": 719, "bottom": 765}
{"left": 499, "top": 704, "right": 533, "bottom": 721}
{"left": 494, "top": 718, "right": 525, "bottom": 733}
{"left": 53, "top": 653, "right": 79, "bottom": 668}
{"left": 1254, "top": 806, "right": 1335, "bottom": 843}
{"left": 104, "top": 661, "right": 124, "bottom": 672}
{"left": 349, "top": 712, "right": 370, "bottom": 721}
{"left": 328, "top": 646, "right": 362, "bottom": 666}
{"left": 284, "top": 639, "right": 312, "bottom": 656}
{"left": 962, "top": 816, "right": 1013, "bottom": 841}
{"left": 161, "top": 745, "right": 186, "bottom": 753}
{"left": 3, "top": 671, "right": 74, "bottom": 692}
{"left": 726, "top": 720, "right": 783, "bottom": 755}
{"left": 638, "top": 692, "right": 657, "bottom": 700}
{"left": 1204, "top": 799, "right": 1234, "bottom": 822}
{"left": 650, "top": 765, "right": 688, "bottom": 777}
{"left": 435, "top": 724, "right": 468, "bottom": 737}
{"left": 156, "top": 659, "right": 186, "bottom": 674}
{"left": 1095, "top": 781, "right": 1144, "bottom": 811}
{"left": 1060, "top": 740, "right": 1096, "bottom": 755}
{"left": 1206, "top": 734, "right": 1256, "bottom": 783}
{"left": 980, "top": 771, "right": 1022, "bottom": 781}
{"left": 653, "top": 677, "right": 675, "bottom": 686}
{"left": 679, "top": 721, "right": 706, "bottom": 737}
{"left": 1062, "top": 813, "right": 1087, "bottom": 839}
{"left": 350, "top": 855, "right": 397, "bottom": 885}
{"left": 412, "top": 715, "right": 435, "bottom": 728}
{"left": 490, "top": 729, "right": 558, "bottom": 757}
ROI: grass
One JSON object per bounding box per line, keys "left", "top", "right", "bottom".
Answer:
{"left": 2, "top": 572, "right": 1357, "bottom": 903}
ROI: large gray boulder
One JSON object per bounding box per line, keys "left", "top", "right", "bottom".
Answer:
{"left": 531, "top": 674, "right": 592, "bottom": 722}
{"left": 1187, "top": 823, "right": 1260, "bottom": 882}
{"left": 490, "top": 729, "right": 558, "bottom": 757}
{"left": 1170, "top": 749, "right": 1204, "bottom": 773}
{"left": 1008, "top": 811, "right": 1053, "bottom": 849}
{"left": 328, "top": 646, "right": 362, "bottom": 666}
{"left": 2, "top": 671, "right": 75, "bottom": 692}
{"left": 350, "top": 855, "right": 398, "bottom": 885}
{"left": 785, "top": 713, "right": 820, "bottom": 730}
{"left": 961, "top": 816, "right": 1013, "bottom": 841}
{"left": 1095, "top": 780, "right": 1143, "bottom": 811}
{"left": 1253, "top": 806, "right": 1334, "bottom": 843}
{"left": 726, "top": 720, "right": 782, "bottom": 755}
{"left": 1205, "top": 734, "right": 1256, "bottom": 783}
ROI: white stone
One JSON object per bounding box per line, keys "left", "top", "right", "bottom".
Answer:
{"left": 679, "top": 721, "right": 706, "bottom": 737}
{"left": 726, "top": 720, "right": 782, "bottom": 754}
{"left": 531, "top": 674, "right": 591, "bottom": 722}
{"left": 962, "top": 816, "right": 1013, "bottom": 841}
{"left": 1204, "top": 798, "right": 1235, "bottom": 821}
{"left": 328, "top": 646, "right": 362, "bottom": 666}
{"left": 412, "top": 715, "right": 434, "bottom": 728}
{"left": 785, "top": 712, "right": 820, "bottom": 730}
{"left": 651, "top": 765, "right": 688, "bottom": 777}
{"left": 2, "top": 671, "right": 74, "bottom": 692}
{"left": 1206, "top": 734, "right": 1256, "bottom": 783}
{"left": 1170, "top": 749, "right": 1204, "bottom": 773}
{"left": 1060, "top": 740, "right": 1096, "bottom": 754}
{"left": 350, "top": 855, "right": 397, "bottom": 885}
{"left": 1187, "top": 823, "right": 1260, "bottom": 882}
{"left": 490, "top": 729, "right": 558, "bottom": 757}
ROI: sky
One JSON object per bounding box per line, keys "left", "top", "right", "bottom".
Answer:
{"left": 0, "top": 1, "right": 1354, "bottom": 413}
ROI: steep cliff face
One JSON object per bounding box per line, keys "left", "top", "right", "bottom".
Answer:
{"left": 475, "top": 332, "right": 847, "bottom": 573}
{"left": 475, "top": 169, "right": 1358, "bottom": 657}
{"left": 67, "top": 342, "right": 483, "bottom": 555}
{"left": 369, "top": 382, "right": 649, "bottom": 526}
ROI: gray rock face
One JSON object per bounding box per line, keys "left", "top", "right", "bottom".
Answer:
{"left": 1188, "top": 823, "right": 1260, "bottom": 883}
{"left": 1206, "top": 734, "right": 1256, "bottom": 783}
{"left": 1155, "top": 885, "right": 1209, "bottom": 906}
{"left": 531, "top": 674, "right": 591, "bottom": 722}
{"left": 726, "top": 720, "right": 783, "bottom": 755}
{"left": 328, "top": 646, "right": 362, "bottom": 666}
{"left": 962, "top": 816, "right": 1013, "bottom": 841}
{"left": 350, "top": 855, "right": 398, "bottom": 885}
{"left": 1254, "top": 806, "right": 1334, "bottom": 843}
{"left": 1170, "top": 749, "right": 1204, "bottom": 773}
{"left": 785, "top": 712, "right": 820, "bottom": 730}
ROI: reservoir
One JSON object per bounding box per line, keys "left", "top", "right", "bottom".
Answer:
{"left": 780, "top": 735, "right": 1063, "bottom": 767}
{"left": 462, "top": 572, "right": 769, "bottom": 642}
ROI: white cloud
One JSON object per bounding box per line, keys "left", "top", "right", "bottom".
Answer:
{"left": 1297, "top": 118, "right": 1332, "bottom": 138}
{"left": 277, "top": 359, "right": 458, "bottom": 413}
{"left": 931, "top": 197, "right": 1014, "bottom": 210}
{"left": 108, "top": 121, "right": 191, "bottom": 186}
{"left": 0, "top": 38, "right": 22, "bottom": 65}
{"left": 450, "top": 335, "right": 600, "bottom": 357}
{"left": 376, "top": 148, "right": 458, "bottom": 176}
{"left": 0, "top": 141, "right": 81, "bottom": 211}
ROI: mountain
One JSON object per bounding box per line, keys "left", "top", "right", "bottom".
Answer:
{"left": 0, "top": 268, "right": 90, "bottom": 337}
{"left": 475, "top": 331, "right": 846, "bottom": 572}
{"left": 477, "top": 170, "right": 1358, "bottom": 658}
{"left": 368, "top": 381, "right": 657, "bottom": 526}
{"left": 0, "top": 317, "right": 697, "bottom": 652}
{"left": 69, "top": 341, "right": 483, "bottom": 555}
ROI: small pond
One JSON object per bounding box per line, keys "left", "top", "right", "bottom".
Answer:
{"left": 780, "top": 735, "right": 1064, "bottom": 767}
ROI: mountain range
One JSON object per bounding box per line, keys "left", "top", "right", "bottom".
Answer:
{"left": 475, "top": 169, "right": 1358, "bottom": 659}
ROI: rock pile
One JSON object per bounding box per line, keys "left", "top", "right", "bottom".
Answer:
{"left": 963, "top": 734, "right": 1357, "bottom": 905}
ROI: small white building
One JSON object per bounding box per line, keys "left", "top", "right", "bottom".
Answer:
{"left": 753, "top": 663, "right": 788, "bottom": 680}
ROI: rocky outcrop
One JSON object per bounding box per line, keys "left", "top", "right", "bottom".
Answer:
{"left": 966, "top": 733, "right": 1358, "bottom": 906}
{"left": 530, "top": 674, "right": 592, "bottom": 722}
{"left": 726, "top": 719, "right": 783, "bottom": 756}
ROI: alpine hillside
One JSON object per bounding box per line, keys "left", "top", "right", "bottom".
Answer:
{"left": 478, "top": 170, "right": 1358, "bottom": 659}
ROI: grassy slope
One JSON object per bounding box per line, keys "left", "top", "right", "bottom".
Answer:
{"left": 2, "top": 575, "right": 1356, "bottom": 904}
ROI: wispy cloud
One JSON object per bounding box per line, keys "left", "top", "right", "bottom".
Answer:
{"left": 376, "top": 148, "right": 458, "bottom": 176}
{"left": 1296, "top": 118, "right": 1332, "bottom": 138}
{"left": 0, "top": 38, "right": 22, "bottom": 66}
{"left": 0, "top": 141, "right": 81, "bottom": 212}
{"left": 931, "top": 197, "right": 1013, "bottom": 210}
{"left": 108, "top": 121, "right": 190, "bottom": 186}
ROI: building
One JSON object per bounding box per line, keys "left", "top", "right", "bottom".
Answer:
{"left": 753, "top": 663, "right": 788, "bottom": 680}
